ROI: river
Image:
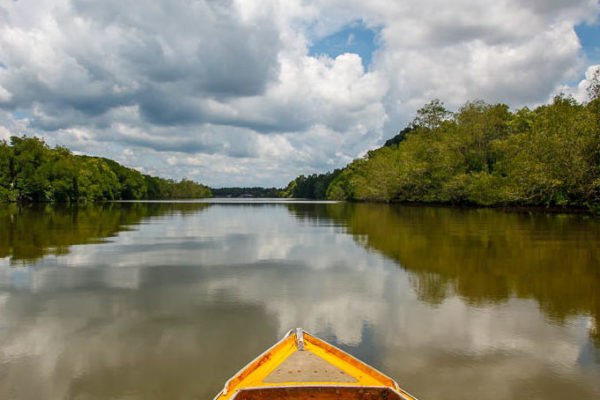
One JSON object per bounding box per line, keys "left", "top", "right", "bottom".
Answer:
{"left": 0, "top": 200, "right": 599, "bottom": 399}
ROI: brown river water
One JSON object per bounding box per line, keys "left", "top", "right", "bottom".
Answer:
{"left": 0, "top": 200, "right": 599, "bottom": 399}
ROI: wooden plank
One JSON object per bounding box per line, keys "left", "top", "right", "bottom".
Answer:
{"left": 263, "top": 351, "right": 357, "bottom": 383}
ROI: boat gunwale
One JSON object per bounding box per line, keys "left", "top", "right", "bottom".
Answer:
{"left": 301, "top": 333, "right": 418, "bottom": 400}
{"left": 213, "top": 329, "right": 296, "bottom": 400}
{"left": 303, "top": 333, "right": 399, "bottom": 390}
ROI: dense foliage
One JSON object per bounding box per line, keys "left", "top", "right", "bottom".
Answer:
{"left": 0, "top": 136, "right": 212, "bottom": 202}
{"left": 383, "top": 126, "right": 415, "bottom": 148}
{"left": 211, "top": 187, "right": 282, "bottom": 198}
{"left": 323, "top": 93, "right": 600, "bottom": 210}
{"left": 281, "top": 169, "right": 342, "bottom": 199}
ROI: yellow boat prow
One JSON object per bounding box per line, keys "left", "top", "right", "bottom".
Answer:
{"left": 214, "top": 328, "right": 418, "bottom": 400}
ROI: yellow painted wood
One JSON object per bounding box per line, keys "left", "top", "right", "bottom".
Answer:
{"left": 213, "top": 330, "right": 417, "bottom": 400}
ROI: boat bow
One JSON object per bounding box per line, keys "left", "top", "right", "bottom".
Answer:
{"left": 214, "top": 328, "right": 417, "bottom": 400}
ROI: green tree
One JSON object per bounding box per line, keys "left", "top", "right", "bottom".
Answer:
{"left": 499, "top": 96, "right": 598, "bottom": 206}
{"left": 282, "top": 170, "right": 342, "bottom": 199}
{"left": 0, "top": 136, "right": 211, "bottom": 203}
{"left": 413, "top": 99, "right": 452, "bottom": 131}
{"left": 321, "top": 97, "right": 599, "bottom": 211}
{"left": 454, "top": 101, "right": 511, "bottom": 173}
{"left": 10, "top": 136, "right": 53, "bottom": 201}
{"left": 0, "top": 140, "right": 17, "bottom": 201}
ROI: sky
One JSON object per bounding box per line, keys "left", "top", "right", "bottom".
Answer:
{"left": 0, "top": 0, "right": 599, "bottom": 188}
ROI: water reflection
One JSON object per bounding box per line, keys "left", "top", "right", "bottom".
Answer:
{"left": 0, "top": 202, "right": 599, "bottom": 400}
{"left": 310, "top": 204, "right": 600, "bottom": 345}
{"left": 0, "top": 202, "right": 212, "bottom": 264}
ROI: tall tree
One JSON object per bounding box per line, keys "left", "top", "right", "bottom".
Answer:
{"left": 413, "top": 99, "right": 452, "bottom": 131}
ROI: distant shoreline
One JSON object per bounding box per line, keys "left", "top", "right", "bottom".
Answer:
{"left": 4, "top": 198, "right": 595, "bottom": 216}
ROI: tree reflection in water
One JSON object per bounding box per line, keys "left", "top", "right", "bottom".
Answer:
{"left": 287, "top": 203, "right": 600, "bottom": 347}
{"left": 0, "top": 201, "right": 599, "bottom": 400}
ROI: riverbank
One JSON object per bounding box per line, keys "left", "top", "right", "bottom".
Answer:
{"left": 0, "top": 136, "right": 211, "bottom": 203}
{"left": 283, "top": 97, "right": 600, "bottom": 212}
{"left": 348, "top": 199, "right": 597, "bottom": 215}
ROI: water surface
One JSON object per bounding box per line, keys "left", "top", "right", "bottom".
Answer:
{"left": 0, "top": 201, "right": 599, "bottom": 400}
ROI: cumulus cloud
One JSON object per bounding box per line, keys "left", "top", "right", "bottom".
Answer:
{"left": 0, "top": 0, "right": 598, "bottom": 186}
{"left": 556, "top": 64, "right": 600, "bottom": 102}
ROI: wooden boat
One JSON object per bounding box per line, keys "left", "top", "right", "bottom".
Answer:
{"left": 213, "top": 328, "right": 418, "bottom": 400}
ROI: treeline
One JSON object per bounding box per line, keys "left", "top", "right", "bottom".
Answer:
{"left": 281, "top": 169, "right": 342, "bottom": 199}
{"left": 327, "top": 96, "right": 600, "bottom": 210}
{"left": 211, "top": 187, "right": 282, "bottom": 198}
{"left": 282, "top": 83, "right": 600, "bottom": 210}
{"left": 0, "top": 136, "right": 212, "bottom": 202}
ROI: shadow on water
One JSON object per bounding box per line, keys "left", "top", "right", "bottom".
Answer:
{"left": 286, "top": 202, "right": 600, "bottom": 347}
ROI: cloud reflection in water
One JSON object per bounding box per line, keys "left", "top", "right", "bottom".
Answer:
{"left": 0, "top": 202, "right": 599, "bottom": 400}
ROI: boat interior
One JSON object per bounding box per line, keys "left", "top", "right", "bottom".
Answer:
{"left": 231, "top": 386, "right": 405, "bottom": 399}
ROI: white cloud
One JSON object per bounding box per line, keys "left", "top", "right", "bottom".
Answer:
{"left": 0, "top": 85, "right": 11, "bottom": 103}
{"left": 556, "top": 64, "right": 600, "bottom": 102}
{"left": 0, "top": 0, "right": 598, "bottom": 186}
{"left": 0, "top": 125, "right": 10, "bottom": 141}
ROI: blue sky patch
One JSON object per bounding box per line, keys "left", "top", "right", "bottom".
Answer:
{"left": 309, "top": 20, "right": 380, "bottom": 70}
{"left": 575, "top": 22, "right": 600, "bottom": 64}
{"left": 13, "top": 110, "right": 30, "bottom": 120}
